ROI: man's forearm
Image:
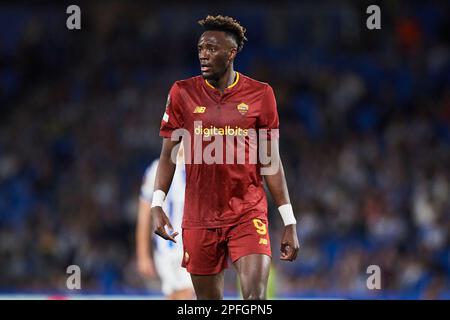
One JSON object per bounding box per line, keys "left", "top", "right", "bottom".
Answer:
{"left": 136, "top": 200, "right": 152, "bottom": 259}
{"left": 263, "top": 159, "right": 291, "bottom": 207}
{"left": 154, "top": 138, "right": 178, "bottom": 193}
{"left": 154, "top": 156, "right": 176, "bottom": 193}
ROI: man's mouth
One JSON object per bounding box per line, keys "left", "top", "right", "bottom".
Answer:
{"left": 201, "top": 65, "right": 211, "bottom": 72}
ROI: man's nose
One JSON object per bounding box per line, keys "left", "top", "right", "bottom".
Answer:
{"left": 199, "top": 48, "right": 208, "bottom": 61}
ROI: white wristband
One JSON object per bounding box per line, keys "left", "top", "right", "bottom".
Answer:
{"left": 151, "top": 190, "right": 166, "bottom": 208}
{"left": 278, "top": 204, "right": 296, "bottom": 226}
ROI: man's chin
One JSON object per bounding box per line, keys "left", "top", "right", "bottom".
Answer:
{"left": 201, "top": 71, "right": 215, "bottom": 80}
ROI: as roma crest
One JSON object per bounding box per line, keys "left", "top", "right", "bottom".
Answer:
{"left": 237, "top": 102, "right": 249, "bottom": 115}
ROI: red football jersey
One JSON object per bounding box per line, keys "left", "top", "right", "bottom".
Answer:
{"left": 160, "top": 72, "right": 279, "bottom": 229}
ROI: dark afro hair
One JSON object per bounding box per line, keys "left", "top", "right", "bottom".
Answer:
{"left": 198, "top": 15, "right": 248, "bottom": 52}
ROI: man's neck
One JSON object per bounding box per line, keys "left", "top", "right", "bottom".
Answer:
{"left": 208, "top": 67, "right": 236, "bottom": 93}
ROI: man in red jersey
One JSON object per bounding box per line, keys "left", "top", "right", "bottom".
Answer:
{"left": 150, "top": 15, "right": 299, "bottom": 300}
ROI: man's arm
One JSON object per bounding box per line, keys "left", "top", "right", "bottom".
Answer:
{"left": 136, "top": 198, "right": 156, "bottom": 278}
{"left": 262, "top": 142, "right": 300, "bottom": 262}
{"left": 150, "top": 138, "right": 180, "bottom": 242}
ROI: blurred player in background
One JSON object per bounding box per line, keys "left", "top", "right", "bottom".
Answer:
{"left": 150, "top": 15, "right": 300, "bottom": 300}
{"left": 136, "top": 144, "right": 195, "bottom": 300}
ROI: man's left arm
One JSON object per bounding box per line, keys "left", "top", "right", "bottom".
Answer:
{"left": 259, "top": 84, "right": 299, "bottom": 261}
{"left": 263, "top": 150, "right": 300, "bottom": 262}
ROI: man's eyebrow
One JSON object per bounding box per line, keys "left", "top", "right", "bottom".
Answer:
{"left": 198, "top": 42, "right": 219, "bottom": 47}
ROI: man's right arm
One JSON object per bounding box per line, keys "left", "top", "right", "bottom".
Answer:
{"left": 150, "top": 138, "right": 180, "bottom": 242}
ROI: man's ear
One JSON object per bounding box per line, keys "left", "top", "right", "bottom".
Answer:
{"left": 228, "top": 47, "right": 237, "bottom": 62}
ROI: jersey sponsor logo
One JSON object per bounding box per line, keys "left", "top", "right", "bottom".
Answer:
{"left": 169, "top": 121, "right": 280, "bottom": 174}
{"left": 237, "top": 102, "right": 249, "bottom": 115}
{"left": 194, "top": 124, "right": 248, "bottom": 137}
{"left": 259, "top": 238, "right": 268, "bottom": 245}
{"left": 193, "top": 106, "right": 207, "bottom": 113}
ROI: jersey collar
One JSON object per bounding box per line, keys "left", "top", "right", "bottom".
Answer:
{"left": 204, "top": 72, "right": 240, "bottom": 92}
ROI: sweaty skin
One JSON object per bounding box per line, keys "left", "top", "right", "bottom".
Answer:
{"left": 198, "top": 31, "right": 238, "bottom": 92}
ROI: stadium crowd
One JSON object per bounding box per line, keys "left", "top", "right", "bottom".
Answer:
{"left": 0, "top": 1, "right": 449, "bottom": 298}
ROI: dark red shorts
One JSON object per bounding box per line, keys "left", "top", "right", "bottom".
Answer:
{"left": 181, "top": 218, "right": 272, "bottom": 275}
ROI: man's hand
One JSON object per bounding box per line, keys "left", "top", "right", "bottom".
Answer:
{"left": 137, "top": 255, "right": 156, "bottom": 279}
{"left": 280, "top": 224, "right": 299, "bottom": 261}
{"left": 151, "top": 206, "right": 178, "bottom": 243}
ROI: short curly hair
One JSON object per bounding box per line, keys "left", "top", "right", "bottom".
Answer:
{"left": 198, "top": 15, "right": 248, "bottom": 52}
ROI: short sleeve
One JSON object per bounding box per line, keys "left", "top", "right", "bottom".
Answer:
{"left": 159, "top": 82, "right": 184, "bottom": 138}
{"left": 258, "top": 85, "right": 279, "bottom": 140}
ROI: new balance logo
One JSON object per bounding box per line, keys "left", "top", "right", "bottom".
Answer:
{"left": 194, "top": 106, "right": 206, "bottom": 113}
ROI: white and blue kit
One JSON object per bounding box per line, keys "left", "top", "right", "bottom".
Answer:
{"left": 140, "top": 160, "right": 192, "bottom": 295}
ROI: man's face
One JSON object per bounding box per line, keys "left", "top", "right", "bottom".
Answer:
{"left": 198, "top": 31, "right": 237, "bottom": 80}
